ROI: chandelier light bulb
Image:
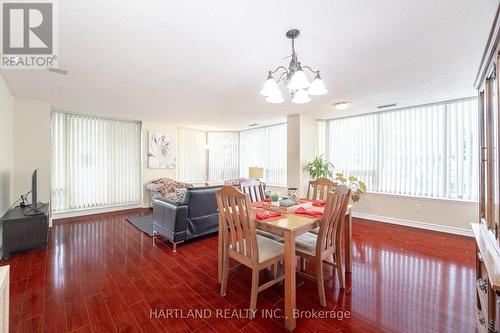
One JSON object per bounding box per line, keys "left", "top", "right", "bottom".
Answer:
{"left": 291, "top": 89, "right": 311, "bottom": 104}
{"left": 308, "top": 75, "right": 328, "bottom": 95}
{"left": 265, "top": 91, "right": 284, "bottom": 103}
{"left": 260, "top": 77, "right": 280, "bottom": 96}
{"left": 288, "top": 69, "right": 310, "bottom": 90}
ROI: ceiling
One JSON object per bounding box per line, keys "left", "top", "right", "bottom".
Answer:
{"left": 1, "top": 0, "right": 498, "bottom": 130}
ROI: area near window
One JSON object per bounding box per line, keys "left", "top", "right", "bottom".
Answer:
{"left": 240, "top": 124, "right": 287, "bottom": 186}
{"left": 177, "top": 124, "right": 287, "bottom": 186}
{"left": 318, "top": 98, "right": 478, "bottom": 201}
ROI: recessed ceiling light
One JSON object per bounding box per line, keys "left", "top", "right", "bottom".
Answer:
{"left": 248, "top": 123, "right": 259, "bottom": 127}
{"left": 333, "top": 102, "right": 350, "bottom": 110}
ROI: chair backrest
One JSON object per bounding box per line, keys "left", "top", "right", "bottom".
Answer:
{"left": 240, "top": 179, "right": 266, "bottom": 203}
{"left": 216, "top": 185, "right": 258, "bottom": 263}
{"left": 307, "top": 178, "right": 337, "bottom": 200}
{"left": 316, "top": 185, "right": 351, "bottom": 256}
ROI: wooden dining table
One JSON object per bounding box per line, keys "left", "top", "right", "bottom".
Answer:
{"left": 217, "top": 203, "right": 353, "bottom": 331}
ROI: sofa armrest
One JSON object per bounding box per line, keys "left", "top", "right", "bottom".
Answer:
{"left": 153, "top": 198, "right": 188, "bottom": 241}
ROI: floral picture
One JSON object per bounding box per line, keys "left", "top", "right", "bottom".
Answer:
{"left": 148, "top": 131, "right": 176, "bottom": 169}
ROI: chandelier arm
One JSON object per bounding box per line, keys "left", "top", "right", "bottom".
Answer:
{"left": 269, "top": 66, "right": 289, "bottom": 75}
{"left": 300, "top": 65, "right": 320, "bottom": 75}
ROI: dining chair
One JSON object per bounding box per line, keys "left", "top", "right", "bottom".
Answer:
{"left": 216, "top": 185, "right": 284, "bottom": 318}
{"left": 240, "top": 178, "right": 266, "bottom": 203}
{"left": 294, "top": 185, "right": 351, "bottom": 306}
{"left": 306, "top": 177, "right": 337, "bottom": 200}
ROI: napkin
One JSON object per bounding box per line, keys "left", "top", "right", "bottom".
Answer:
{"left": 263, "top": 198, "right": 272, "bottom": 202}
{"left": 312, "top": 200, "right": 326, "bottom": 206}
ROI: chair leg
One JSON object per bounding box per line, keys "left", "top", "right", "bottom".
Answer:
{"left": 220, "top": 250, "right": 229, "bottom": 297}
{"left": 316, "top": 260, "right": 326, "bottom": 307}
{"left": 273, "top": 263, "right": 278, "bottom": 279}
{"left": 335, "top": 246, "right": 345, "bottom": 289}
{"left": 249, "top": 269, "right": 259, "bottom": 319}
{"left": 300, "top": 257, "right": 306, "bottom": 272}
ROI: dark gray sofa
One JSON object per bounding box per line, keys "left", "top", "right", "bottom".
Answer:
{"left": 152, "top": 185, "right": 221, "bottom": 251}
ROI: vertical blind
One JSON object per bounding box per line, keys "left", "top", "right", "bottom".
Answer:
{"left": 327, "top": 98, "right": 478, "bottom": 201}
{"left": 208, "top": 131, "right": 239, "bottom": 180}
{"left": 178, "top": 128, "right": 207, "bottom": 182}
{"left": 51, "top": 112, "right": 141, "bottom": 212}
{"left": 240, "top": 124, "right": 287, "bottom": 186}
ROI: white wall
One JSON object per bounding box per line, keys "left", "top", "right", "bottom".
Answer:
{"left": 12, "top": 98, "right": 51, "bottom": 205}
{"left": 142, "top": 121, "right": 178, "bottom": 207}
{"left": 352, "top": 192, "right": 478, "bottom": 235}
{"left": 0, "top": 75, "right": 13, "bottom": 215}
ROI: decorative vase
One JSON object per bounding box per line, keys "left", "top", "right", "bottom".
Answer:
{"left": 288, "top": 187, "right": 299, "bottom": 204}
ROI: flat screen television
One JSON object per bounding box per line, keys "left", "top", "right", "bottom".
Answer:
{"left": 24, "top": 169, "right": 45, "bottom": 216}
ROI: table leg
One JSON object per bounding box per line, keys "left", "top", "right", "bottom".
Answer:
{"left": 284, "top": 231, "right": 296, "bottom": 331}
{"left": 344, "top": 210, "right": 352, "bottom": 273}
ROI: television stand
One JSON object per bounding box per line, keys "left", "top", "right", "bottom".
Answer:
{"left": 0, "top": 204, "right": 49, "bottom": 259}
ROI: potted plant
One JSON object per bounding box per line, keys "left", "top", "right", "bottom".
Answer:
{"left": 303, "top": 155, "right": 335, "bottom": 180}
{"left": 270, "top": 192, "right": 280, "bottom": 202}
{"left": 334, "top": 173, "right": 367, "bottom": 202}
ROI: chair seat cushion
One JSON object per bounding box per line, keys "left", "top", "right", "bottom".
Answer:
{"left": 309, "top": 227, "right": 320, "bottom": 235}
{"left": 229, "top": 235, "right": 284, "bottom": 263}
{"left": 256, "top": 229, "right": 284, "bottom": 242}
{"left": 256, "top": 235, "right": 284, "bottom": 263}
{"left": 295, "top": 232, "right": 318, "bottom": 256}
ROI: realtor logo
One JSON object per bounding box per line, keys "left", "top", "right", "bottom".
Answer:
{"left": 1, "top": 0, "right": 58, "bottom": 69}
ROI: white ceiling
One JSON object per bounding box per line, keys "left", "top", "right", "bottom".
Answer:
{"left": 1, "top": 0, "right": 498, "bottom": 130}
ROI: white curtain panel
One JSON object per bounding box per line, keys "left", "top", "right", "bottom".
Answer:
{"left": 328, "top": 98, "right": 478, "bottom": 201}
{"left": 207, "top": 131, "right": 239, "bottom": 181}
{"left": 315, "top": 120, "right": 327, "bottom": 157}
{"left": 329, "top": 113, "right": 379, "bottom": 191}
{"left": 51, "top": 112, "right": 142, "bottom": 212}
{"left": 240, "top": 124, "right": 287, "bottom": 186}
{"left": 178, "top": 128, "right": 207, "bottom": 182}
{"left": 267, "top": 124, "right": 287, "bottom": 186}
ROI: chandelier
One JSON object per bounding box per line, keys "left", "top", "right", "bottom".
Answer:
{"left": 260, "top": 29, "right": 328, "bottom": 104}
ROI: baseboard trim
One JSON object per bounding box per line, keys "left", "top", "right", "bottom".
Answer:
{"left": 352, "top": 212, "right": 473, "bottom": 237}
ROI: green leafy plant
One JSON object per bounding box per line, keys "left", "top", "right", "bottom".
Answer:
{"left": 334, "top": 173, "right": 367, "bottom": 202}
{"left": 303, "top": 155, "right": 335, "bottom": 180}
{"left": 270, "top": 192, "right": 280, "bottom": 202}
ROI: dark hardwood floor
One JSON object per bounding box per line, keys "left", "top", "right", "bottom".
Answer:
{"left": 3, "top": 209, "right": 476, "bottom": 333}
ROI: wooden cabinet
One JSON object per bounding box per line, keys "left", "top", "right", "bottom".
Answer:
{"left": 475, "top": 6, "right": 500, "bottom": 333}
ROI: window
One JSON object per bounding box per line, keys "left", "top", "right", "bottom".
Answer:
{"left": 208, "top": 131, "right": 239, "bottom": 181}
{"left": 178, "top": 128, "right": 207, "bottom": 182}
{"left": 240, "top": 124, "right": 287, "bottom": 186}
{"left": 51, "top": 112, "right": 141, "bottom": 212}
{"left": 324, "top": 98, "right": 478, "bottom": 201}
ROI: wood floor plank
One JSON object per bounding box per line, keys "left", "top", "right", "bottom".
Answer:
{"left": 84, "top": 293, "right": 118, "bottom": 333}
